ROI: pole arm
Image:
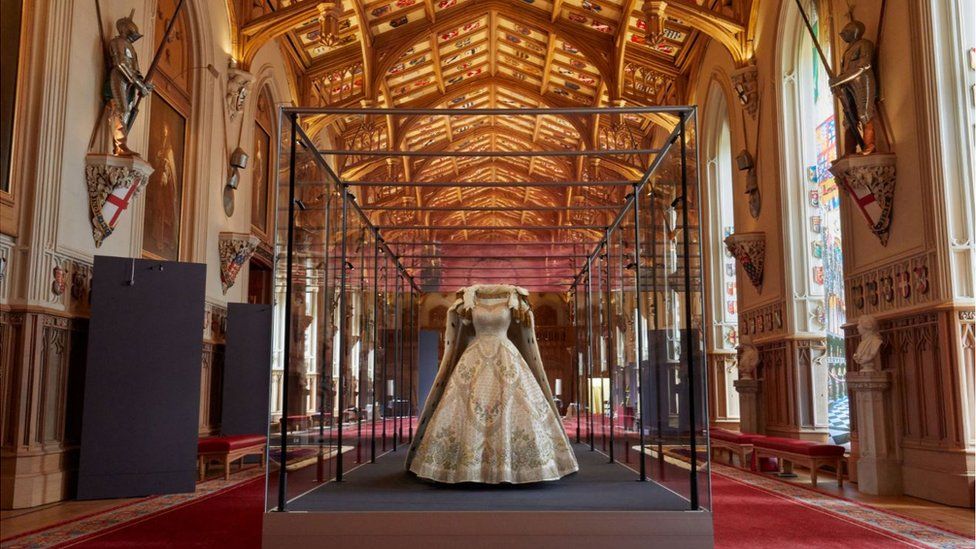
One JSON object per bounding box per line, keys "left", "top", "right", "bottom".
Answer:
{"left": 792, "top": 0, "right": 866, "bottom": 150}
{"left": 124, "top": 0, "right": 187, "bottom": 133}
{"left": 793, "top": 0, "right": 835, "bottom": 79}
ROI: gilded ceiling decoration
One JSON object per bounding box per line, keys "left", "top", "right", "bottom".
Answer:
{"left": 228, "top": 0, "right": 754, "bottom": 254}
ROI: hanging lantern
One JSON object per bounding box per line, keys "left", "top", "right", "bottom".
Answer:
{"left": 641, "top": 0, "right": 667, "bottom": 47}
{"left": 318, "top": 1, "right": 343, "bottom": 47}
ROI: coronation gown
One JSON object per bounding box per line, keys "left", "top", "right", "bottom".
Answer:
{"left": 407, "top": 292, "right": 578, "bottom": 484}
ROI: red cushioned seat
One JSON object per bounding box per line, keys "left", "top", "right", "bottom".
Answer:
{"left": 711, "top": 428, "right": 764, "bottom": 444}
{"left": 198, "top": 435, "right": 267, "bottom": 453}
{"left": 753, "top": 436, "right": 844, "bottom": 457}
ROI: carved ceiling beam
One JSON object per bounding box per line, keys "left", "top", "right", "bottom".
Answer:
{"left": 304, "top": 43, "right": 366, "bottom": 81}
{"left": 550, "top": 0, "right": 564, "bottom": 22}
{"left": 410, "top": 125, "right": 573, "bottom": 177}
{"left": 601, "top": 156, "right": 645, "bottom": 180}
{"left": 456, "top": 186, "right": 469, "bottom": 239}
{"left": 531, "top": 113, "right": 544, "bottom": 143}
{"left": 563, "top": 142, "right": 585, "bottom": 223}
{"left": 370, "top": 0, "right": 614, "bottom": 94}
{"left": 420, "top": 162, "right": 553, "bottom": 190}
{"left": 540, "top": 33, "right": 557, "bottom": 95}
{"left": 590, "top": 80, "right": 607, "bottom": 148}
{"left": 612, "top": 0, "right": 638, "bottom": 99}
{"left": 422, "top": 0, "right": 437, "bottom": 23}
{"left": 301, "top": 94, "right": 376, "bottom": 142}
{"left": 350, "top": 0, "right": 375, "bottom": 96}
{"left": 530, "top": 112, "right": 544, "bottom": 179}
{"left": 664, "top": 0, "right": 747, "bottom": 64}
{"left": 622, "top": 48, "right": 681, "bottom": 79}
{"left": 489, "top": 11, "right": 498, "bottom": 76}
{"left": 394, "top": 75, "right": 591, "bottom": 148}
{"left": 351, "top": 0, "right": 373, "bottom": 45}
{"left": 429, "top": 35, "right": 447, "bottom": 94}
{"left": 516, "top": 186, "right": 533, "bottom": 241}
{"left": 239, "top": 0, "right": 325, "bottom": 68}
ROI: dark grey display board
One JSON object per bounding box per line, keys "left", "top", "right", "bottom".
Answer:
{"left": 222, "top": 303, "right": 272, "bottom": 436}
{"left": 77, "top": 256, "right": 206, "bottom": 500}
{"left": 416, "top": 330, "right": 440, "bottom": 410}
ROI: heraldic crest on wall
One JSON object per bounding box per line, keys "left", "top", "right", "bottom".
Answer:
{"left": 724, "top": 232, "right": 766, "bottom": 293}
{"left": 218, "top": 232, "right": 260, "bottom": 294}
{"left": 85, "top": 154, "right": 154, "bottom": 247}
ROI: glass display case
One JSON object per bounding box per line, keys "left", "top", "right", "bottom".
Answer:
{"left": 264, "top": 106, "right": 710, "bottom": 547}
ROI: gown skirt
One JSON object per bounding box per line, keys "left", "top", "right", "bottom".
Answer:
{"left": 408, "top": 333, "right": 579, "bottom": 484}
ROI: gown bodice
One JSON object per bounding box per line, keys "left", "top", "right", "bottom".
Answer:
{"left": 471, "top": 302, "right": 512, "bottom": 338}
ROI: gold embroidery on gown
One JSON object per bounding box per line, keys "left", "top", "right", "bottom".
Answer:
{"left": 407, "top": 286, "right": 579, "bottom": 484}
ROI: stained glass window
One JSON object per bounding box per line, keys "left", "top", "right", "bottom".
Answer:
{"left": 800, "top": 3, "right": 849, "bottom": 441}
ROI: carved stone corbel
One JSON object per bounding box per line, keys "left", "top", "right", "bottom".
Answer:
{"left": 84, "top": 153, "right": 154, "bottom": 247}
{"left": 730, "top": 65, "right": 759, "bottom": 119}
{"left": 829, "top": 153, "right": 896, "bottom": 246}
{"left": 724, "top": 232, "right": 766, "bottom": 294}
{"left": 226, "top": 66, "right": 254, "bottom": 121}
{"left": 218, "top": 232, "right": 260, "bottom": 294}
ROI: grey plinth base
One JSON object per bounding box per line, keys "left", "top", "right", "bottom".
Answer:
{"left": 262, "top": 509, "right": 714, "bottom": 548}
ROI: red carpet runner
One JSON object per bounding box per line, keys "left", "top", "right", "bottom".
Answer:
{"left": 2, "top": 424, "right": 972, "bottom": 548}
{"left": 4, "top": 467, "right": 970, "bottom": 548}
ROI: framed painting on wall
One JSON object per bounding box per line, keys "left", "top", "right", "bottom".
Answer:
{"left": 251, "top": 86, "right": 275, "bottom": 238}
{"left": 143, "top": 94, "right": 186, "bottom": 261}
{"left": 251, "top": 124, "right": 271, "bottom": 235}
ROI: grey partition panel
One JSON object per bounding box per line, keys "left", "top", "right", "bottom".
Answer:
{"left": 222, "top": 303, "right": 272, "bottom": 436}
{"left": 417, "top": 330, "right": 440, "bottom": 409}
{"left": 77, "top": 256, "right": 206, "bottom": 500}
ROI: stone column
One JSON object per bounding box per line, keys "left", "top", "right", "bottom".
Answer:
{"left": 846, "top": 369, "right": 902, "bottom": 495}
{"left": 733, "top": 378, "right": 763, "bottom": 434}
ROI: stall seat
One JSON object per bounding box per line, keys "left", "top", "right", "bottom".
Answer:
{"left": 198, "top": 434, "right": 267, "bottom": 481}
{"left": 752, "top": 436, "right": 845, "bottom": 487}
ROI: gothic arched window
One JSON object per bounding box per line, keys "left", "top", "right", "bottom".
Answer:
{"left": 702, "top": 80, "right": 740, "bottom": 423}
{"left": 780, "top": 0, "right": 849, "bottom": 440}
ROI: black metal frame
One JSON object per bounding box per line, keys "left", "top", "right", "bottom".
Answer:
{"left": 272, "top": 105, "right": 707, "bottom": 514}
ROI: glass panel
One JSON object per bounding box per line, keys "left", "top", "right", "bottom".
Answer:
{"left": 268, "top": 107, "right": 709, "bottom": 520}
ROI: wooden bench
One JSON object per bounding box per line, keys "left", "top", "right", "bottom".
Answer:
{"left": 710, "top": 428, "right": 764, "bottom": 469}
{"left": 752, "top": 436, "right": 845, "bottom": 487}
{"left": 198, "top": 434, "right": 267, "bottom": 481}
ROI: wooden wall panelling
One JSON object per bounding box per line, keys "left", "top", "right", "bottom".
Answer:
{"left": 0, "top": 311, "right": 86, "bottom": 509}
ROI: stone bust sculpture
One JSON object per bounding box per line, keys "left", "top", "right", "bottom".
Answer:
{"left": 738, "top": 335, "right": 760, "bottom": 380}
{"left": 852, "top": 314, "right": 883, "bottom": 370}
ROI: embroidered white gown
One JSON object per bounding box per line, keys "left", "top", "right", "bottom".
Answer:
{"left": 408, "top": 298, "right": 578, "bottom": 484}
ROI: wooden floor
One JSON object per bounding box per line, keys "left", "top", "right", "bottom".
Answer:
{"left": 2, "top": 469, "right": 973, "bottom": 541}
{"left": 1, "top": 496, "right": 141, "bottom": 539}
{"left": 769, "top": 467, "right": 974, "bottom": 538}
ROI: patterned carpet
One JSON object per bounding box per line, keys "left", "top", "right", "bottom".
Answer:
{"left": 0, "top": 467, "right": 266, "bottom": 549}
{"left": 2, "top": 435, "right": 972, "bottom": 548}
{"left": 634, "top": 444, "right": 973, "bottom": 548}
{"left": 714, "top": 461, "right": 972, "bottom": 548}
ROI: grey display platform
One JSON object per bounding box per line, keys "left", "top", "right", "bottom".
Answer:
{"left": 263, "top": 444, "right": 714, "bottom": 548}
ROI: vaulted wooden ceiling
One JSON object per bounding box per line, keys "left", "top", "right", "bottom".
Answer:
{"left": 228, "top": 0, "right": 755, "bottom": 247}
